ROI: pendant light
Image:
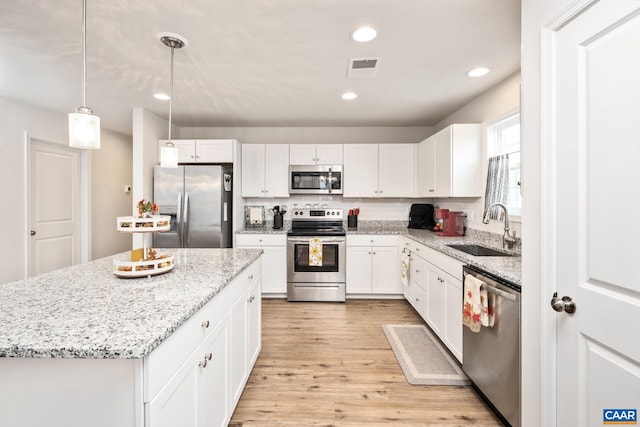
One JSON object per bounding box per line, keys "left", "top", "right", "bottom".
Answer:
{"left": 68, "top": 0, "right": 100, "bottom": 149}
{"left": 158, "top": 32, "right": 188, "bottom": 168}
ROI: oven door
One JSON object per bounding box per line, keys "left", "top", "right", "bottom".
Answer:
{"left": 287, "top": 236, "right": 345, "bottom": 283}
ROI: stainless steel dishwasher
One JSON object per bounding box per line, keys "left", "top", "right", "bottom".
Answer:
{"left": 462, "top": 265, "right": 520, "bottom": 427}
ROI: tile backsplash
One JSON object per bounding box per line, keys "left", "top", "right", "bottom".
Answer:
{"left": 242, "top": 196, "right": 520, "bottom": 238}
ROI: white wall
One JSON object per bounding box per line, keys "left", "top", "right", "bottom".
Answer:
{"left": 179, "top": 126, "right": 432, "bottom": 144}
{"left": 132, "top": 108, "right": 170, "bottom": 248}
{"left": 0, "top": 96, "right": 132, "bottom": 284}
{"left": 91, "top": 129, "right": 133, "bottom": 259}
{"left": 428, "top": 72, "right": 521, "bottom": 235}
{"left": 0, "top": 97, "right": 69, "bottom": 283}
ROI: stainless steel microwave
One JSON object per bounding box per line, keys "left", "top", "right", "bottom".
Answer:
{"left": 289, "top": 165, "right": 343, "bottom": 195}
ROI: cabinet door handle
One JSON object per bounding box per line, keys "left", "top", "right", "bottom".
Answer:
{"left": 248, "top": 274, "right": 254, "bottom": 280}
{"left": 248, "top": 295, "right": 255, "bottom": 303}
{"left": 201, "top": 320, "right": 210, "bottom": 328}
{"left": 372, "top": 252, "right": 376, "bottom": 255}
{"left": 415, "top": 270, "right": 420, "bottom": 273}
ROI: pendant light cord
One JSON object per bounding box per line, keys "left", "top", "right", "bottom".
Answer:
{"left": 81, "top": 0, "right": 87, "bottom": 108}
{"left": 168, "top": 46, "right": 174, "bottom": 142}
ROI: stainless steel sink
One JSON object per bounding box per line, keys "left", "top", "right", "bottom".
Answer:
{"left": 447, "top": 244, "right": 517, "bottom": 257}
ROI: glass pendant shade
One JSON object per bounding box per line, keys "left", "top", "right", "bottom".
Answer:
{"left": 69, "top": 108, "right": 101, "bottom": 149}
{"left": 160, "top": 142, "right": 178, "bottom": 168}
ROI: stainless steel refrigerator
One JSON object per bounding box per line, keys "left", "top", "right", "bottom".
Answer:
{"left": 153, "top": 165, "right": 233, "bottom": 248}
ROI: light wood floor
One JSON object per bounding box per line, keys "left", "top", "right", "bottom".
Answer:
{"left": 230, "top": 299, "right": 504, "bottom": 426}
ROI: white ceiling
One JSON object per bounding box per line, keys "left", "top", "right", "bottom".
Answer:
{"left": 0, "top": 0, "right": 521, "bottom": 136}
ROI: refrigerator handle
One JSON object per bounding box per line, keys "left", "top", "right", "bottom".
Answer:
{"left": 184, "top": 192, "right": 190, "bottom": 247}
{"left": 177, "top": 192, "right": 183, "bottom": 247}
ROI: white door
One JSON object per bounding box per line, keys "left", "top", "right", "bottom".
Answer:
{"left": 29, "top": 140, "right": 81, "bottom": 276}
{"left": 550, "top": 2, "right": 640, "bottom": 425}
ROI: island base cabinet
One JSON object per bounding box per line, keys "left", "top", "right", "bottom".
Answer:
{"left": 0, "top": 358, "right": 142, "bottom": 427}
{"left": 230, "top": 265, "right": 262, "bottom": 409}
{"left": 146, "top": 317, "right": 229, "bottom": 427}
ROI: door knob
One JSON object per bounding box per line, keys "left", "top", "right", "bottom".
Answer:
{"left": 30, "top": 230, "right": 36, "bottom": 236}
{"left": 550, "top": 292, "right": 576, "bottom": 314}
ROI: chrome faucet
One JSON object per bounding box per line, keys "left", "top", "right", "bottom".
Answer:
{"left": 482, "top": 202, "right": 518, "bottom": 249}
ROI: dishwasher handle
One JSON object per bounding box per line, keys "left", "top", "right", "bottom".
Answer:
{"left": 482, "top": 283, "right": 517, "bottom": 302}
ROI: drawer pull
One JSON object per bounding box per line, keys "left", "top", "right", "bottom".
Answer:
{"left": 201, "top": 320, "right": 210, "bottom": 328}
{"left": 199, "top": 352, "right": 213, "bottom": 368}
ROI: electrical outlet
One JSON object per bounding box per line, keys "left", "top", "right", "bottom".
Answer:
{"left": 124, "top": 185, "right": 132, "bottom": 193}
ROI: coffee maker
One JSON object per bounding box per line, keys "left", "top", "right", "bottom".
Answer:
{"left": 434, "top": 209, "right": 465, "bottom": 236}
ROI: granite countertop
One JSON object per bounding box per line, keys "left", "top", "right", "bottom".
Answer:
{"left": 352, "top": 220, "right": 521, "bottom": 285}
{"left": 236, "top": 219, "right": 521, "bottom": 285}
{"left": 0, "top": 248, "right": 262, "bottom": 359}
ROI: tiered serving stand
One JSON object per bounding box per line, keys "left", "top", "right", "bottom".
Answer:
{"left": 113, "top": 215, "right": 175, "bottom": 278}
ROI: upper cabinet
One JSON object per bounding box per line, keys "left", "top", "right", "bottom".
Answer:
{"left": 241, "top": 144, "right": 289, "bottom": 198}
{"left": 289, "top": 144, "right": 343, "bottom": 165}
{"left": 343, "top": 144, "right": 416, "bottom": 197}
{"left": 418, "top": 124, "right": 482, "bottom": 198}
{"left": 159, "top": 139, "right": 235, "bottom": 163}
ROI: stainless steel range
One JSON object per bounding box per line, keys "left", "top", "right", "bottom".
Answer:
{"left": 287, "top": 208, "right": 346, "bottom": 302}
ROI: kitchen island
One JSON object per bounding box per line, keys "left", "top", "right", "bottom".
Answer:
{"left": 0, "top": 248, "right": 263, "bottom": 427}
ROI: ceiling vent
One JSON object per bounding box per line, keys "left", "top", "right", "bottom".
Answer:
{"left": 348, "top": 57, "right": 381, "bottom": 78}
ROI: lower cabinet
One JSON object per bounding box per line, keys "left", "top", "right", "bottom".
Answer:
{"left": 145, "top": 257, "right": 262, "bottom": 427}
{"left": 146, "top": 318, "right": 229, "bottom": 427}
{"left": 236, "top": 234, "right": 287, "bottom": 294}
{"left": 403, "top": 250, "right": 427, "bottom": 319}
{"left": 403, "top": 238, "right": 463, "bottom": 362}
{"left": 230, "top": 271, "right": 262, "bottom": 408}
{"left": 346, "top": 235, "right": 400, "bottom": 295}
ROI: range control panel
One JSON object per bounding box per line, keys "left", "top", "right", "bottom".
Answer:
{"left": 291, "top": 208, "right": 343, "bottom": 219}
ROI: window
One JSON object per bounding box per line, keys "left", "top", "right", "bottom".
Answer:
{"left": 487, "top": 113, "right": 521, "bottom": 216}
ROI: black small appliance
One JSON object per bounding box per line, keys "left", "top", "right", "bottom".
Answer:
{"left": 407, "top": 203, "right": 436, "bottom": 230}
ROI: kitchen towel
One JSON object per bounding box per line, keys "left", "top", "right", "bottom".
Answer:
{"left": 308, "top": 238, "right": 323, "bottom": 267}
{"left": 463, "top": 274, "right": 487, "bottom": 333}
{"left": 400, "top": 252, "right": 410, "bottom": 286}
{"left": 481, "top": 288, "right": 496, "bottom": 328}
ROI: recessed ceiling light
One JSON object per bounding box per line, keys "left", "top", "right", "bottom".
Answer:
{"left": 154, "top": 93, "right": 170, "bottom": 100}
{"left": 342, "top": 92, "right": 357, "bottom": 100}
{"left": 467, "top": 67, "right": 490, "bottom": 77}
{"left": 351, "top": 27, "right": 377, "bottom": 42}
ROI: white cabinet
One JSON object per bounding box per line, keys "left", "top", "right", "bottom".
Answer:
{"left": 444, "top": 275, "right": 463, "bottom": 362}
{"left": 378, "top": 144, "right": 416, "bottom": 197}
{"left": 346, "top": 235, "right": 400, "bottom": 295}
{"left": 236, "top": 234, "right": 287, "bottom": 294}
{"left": 402, "top": 248, "right": 427, "bottom": 319}
{"left": 289, "top": 144, "right": 343, "bottom": 165}
{"left": 343, "top": 144, "right": 415, "bottom": 197}
{"left": 241, "top": 144, "right": 289, "bottom": 197}
{"left": 146, "top": 315, "right": 229, "bottom": 427}
{"left": 159, "top": 139, "right": 235, "bottom": 164}
{"left": 425, "top": 264, "right": 446, "bottom": 336}
{"left": 402, "top": 238, "right": 463, "bottom": 362}
{"left": 418, "top": 124, "right": 482, "bottom": 197}
{"left": 146, "top": 258, "right": 262, "bottom": 427}
{"left": 343, "top": 144, "right": 378, "bottom": 197}
{"left": 230, "top": 266, "right": 262, "bottom": 409}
